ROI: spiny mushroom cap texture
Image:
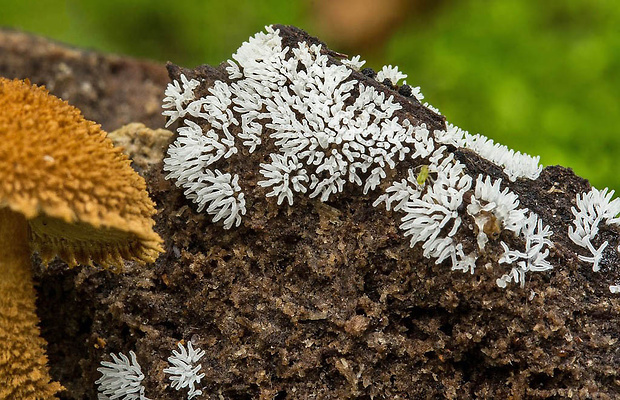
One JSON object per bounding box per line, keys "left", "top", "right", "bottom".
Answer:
{"left": 0, "top": 77, "right": 163, "bottom": 267}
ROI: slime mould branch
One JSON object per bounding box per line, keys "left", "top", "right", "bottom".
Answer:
{"left": 161, "top": 24, "right": 620, "bottom": 291}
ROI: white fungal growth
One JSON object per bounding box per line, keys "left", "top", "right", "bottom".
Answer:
{"left": 165, "top": 24, "right": 431, "bottom": 229}
{"left": 434, "top": 123, "right": 465, "bottom": 147}
{"left": 162, "top": 75, "right": 201, "bottom": 127}
{"left": 163, "top": 119, "right": 245, "bottom": 229}
{"left": 341, "top": 55, "right": 366, "bottom": 70}
{"left": 408, "top": 123, "right": 435, "bottom": 160}
{"left": 164, "top": 120, "right": 236, "bottom": 175}
{"left": 162, "top": 25, "right": 559, "bottom": 289}
{"left": 402, "top": 81, "right": 425, "bottom": 100}
{"left": 423, "top": 102, "right": 441, "bottom": 115}
{"left": 189, "top": 170, "right": 246, "bottom": 229}
{"left": 434, "top": 124, "right": 543, "bottom": 181}
{"left": 95, "top": 351, "right": 149, "bottom": 400}
{"left": 373, "top": 168, "right": 422, "bottom": 212}
{"left": 469, "top": 175, "right": 527, "bottom": 234}
{"left": 568, "top": 187, "right": 620, "bottom": 292}
{"left": 462, "top": 133, "right": 542, "bottom": 181}
{"left": 497, "top": 213, "right": 554, "bottom": 288}
{"left": 376, "top": 65, "right": 408, "bottom": 86}
{"left": 259, "top": 153, "right": 309, "bottom": 206}
{"left": 396, "top": 149, "right": 474, "bottom": 272}
{"left": 467, "top": 175, "right": 553, "bottom": 286}
{"left": 163, "top": 342, "right": 206, "bottom": 400}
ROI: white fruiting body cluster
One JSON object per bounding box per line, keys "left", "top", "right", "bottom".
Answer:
{"left": 160, "top": 25, "right": 620, "bottom": 291}
{"left": 164, "top": 26, "right": 437, "bottom": 227}
{"left": 95, "top": 351, "right": 149, "bottom": 400}
{"left": 375, "top": 147, "right": 475, "bottom": 273}
{"left": 163, "top": 342, "right": 206, "bottom": 399}
{"left": 467, "top": 175, "right": 553, "bottom": 287}
{"left": 435, "top": 123, "right": 543, "bottom": 181}
{"left": 376, "top": 65, "right": 408, "bottom": 85}
{"left": 568, "top": 187, "right": 620, "bottom": 292}
{"left": 497, "top": 213, "right": 554, "bottom": 288}
{"left": 340, "top": 55, "right": 365, "bottom": 71}
{"left": 96, "top": 342, "right": 206, "bottom": 400}
{"left": 162, "top": 74, "right": 201, "bottom": 126}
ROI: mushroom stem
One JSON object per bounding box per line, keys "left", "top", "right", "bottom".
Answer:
{"left": 0, "top": 208, "right": 62, "bottom": 399}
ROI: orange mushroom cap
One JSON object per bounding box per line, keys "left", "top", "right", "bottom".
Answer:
{"left": 0, "top": 77, "right": 163, "bottom": 268}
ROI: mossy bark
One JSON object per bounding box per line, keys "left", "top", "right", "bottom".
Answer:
{"left": 0, "top": 208, "right": 62, "bottom": 399}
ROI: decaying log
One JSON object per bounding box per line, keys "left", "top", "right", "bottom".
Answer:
{"left": 2, "top": 26, "right": 619, "bottom": 399}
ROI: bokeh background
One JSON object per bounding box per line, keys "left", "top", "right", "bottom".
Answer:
{"left": 1, "top": 0, "right": 618, "bottom": 191}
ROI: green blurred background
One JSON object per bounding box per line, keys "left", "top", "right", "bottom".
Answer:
{"left": 1, "top": 0, "right": 618, "bottom": 191}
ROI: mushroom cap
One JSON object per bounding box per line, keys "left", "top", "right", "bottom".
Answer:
{"left": 0, "top": 78, "right": 163, "bottom": 267}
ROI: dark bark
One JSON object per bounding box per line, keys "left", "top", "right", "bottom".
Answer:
{"left": 0, "top": 28, "right": 169, "bottom": 132}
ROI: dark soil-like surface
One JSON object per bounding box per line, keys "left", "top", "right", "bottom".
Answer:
{"left": 3, "top": 27, "right": 620, "bottom": 399}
